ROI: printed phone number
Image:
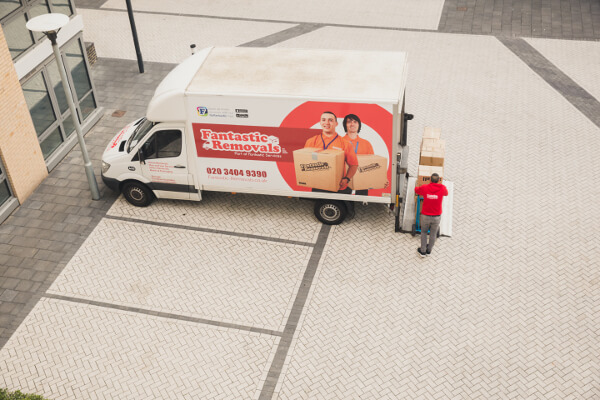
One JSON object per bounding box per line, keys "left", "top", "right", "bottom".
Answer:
{"left": 206, "top": 168, "right": 267, "bottom": 178}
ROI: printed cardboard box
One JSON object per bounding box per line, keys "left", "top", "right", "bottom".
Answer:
{"left": 423, "top": 127, "right": 442, "bottom": 140}
{"left": 349, "top": 154, "right": 388, "bottom": 191}
{"left": 416, "top": 165, "right": 444, "bottom": 187}
{"left": 293, "top": 147, "right": 344, "bottom": 192}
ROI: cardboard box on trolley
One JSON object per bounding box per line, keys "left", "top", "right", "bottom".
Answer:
{"left": 293, "top": 148, "right": 344, "bottom": 192}
{"left": 416, "top": 165, "right": 444, "bottom": 187}
{"left": 349, "top": 154, "right": 388, "bottom": 191}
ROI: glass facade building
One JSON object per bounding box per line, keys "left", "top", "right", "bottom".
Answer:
{"left": 0, "top": 0, "right": 100, "bottom": 222}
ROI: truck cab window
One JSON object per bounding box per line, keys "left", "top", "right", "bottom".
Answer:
{"left": 140, "top": 130, "right": 182, "bottom": 160}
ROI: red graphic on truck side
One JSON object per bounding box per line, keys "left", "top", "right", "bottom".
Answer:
{"left": 192, "top": 101, "right": 393, "bottom": 197}
{"left": 277, "top": 101, "right": 393, "bottom": 196}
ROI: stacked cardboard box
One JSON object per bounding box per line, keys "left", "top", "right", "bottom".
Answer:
{"left": 416, "top": 127, "right": 445, "bottom": 187}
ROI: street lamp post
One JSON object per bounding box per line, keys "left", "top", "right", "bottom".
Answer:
{"left": 26, "top": 13, "right": 101, "bottom": 200}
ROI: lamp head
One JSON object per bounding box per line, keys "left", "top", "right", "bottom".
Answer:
{"left": 26, "top": 13, "right": 69, "bottom": 42}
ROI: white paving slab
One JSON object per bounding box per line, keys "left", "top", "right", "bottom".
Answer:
{"left": 277, "top": 200, "right": 600, "bottom": 399}
{"left": 80, "top": 8, "right": 293, "bottom": 63}
{"left": 526, "top": 37, "right": 600, "bottom": 103}
{"left": 107, "top": 192, "right": 321, "bottom": 244}
{"left": 47, "top": 218, "right": 311, "bottom": 331}
{"left": 0, "top": 298, "right": 277, "bottom": 400}
{"left": 100, "top": 0, "right": 445, "bottom": 30}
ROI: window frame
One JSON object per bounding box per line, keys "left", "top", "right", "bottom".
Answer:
{"left": 20, "top": 34, "right": 98, "bottom": 163}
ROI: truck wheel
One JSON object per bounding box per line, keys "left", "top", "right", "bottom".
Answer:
{"left": 122, "top": 181, "right": 154, "bottom": 207}
{"left": 411, "top": 223, "right": 416, "bottom": 236}
{"left": 314, "top": 200, "right": 347, "bottom": 225}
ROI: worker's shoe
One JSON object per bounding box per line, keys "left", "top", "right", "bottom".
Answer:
{"left": 417, "top": 248, "right": 427, "bottom": 258}
{"left": 426, "top": 249, "right": 432, "bottom": 255}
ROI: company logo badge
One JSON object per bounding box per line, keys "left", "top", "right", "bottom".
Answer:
{"left": 200, "top": 129, "right": 282, "bottom": 154}
{"left": 197, "top": 106, "right": 208, "bottom": 116}
{"left": 358, "top": 163, "right": 381, "bottom": 173}
{"left": 300, "top": 162, "right": 330, "bottom": 172}
{"left": 109, "top": 126, "right": 128, "bottom": 149}
{"left": 235, "top": 108, "right": 249, "bottom": 118}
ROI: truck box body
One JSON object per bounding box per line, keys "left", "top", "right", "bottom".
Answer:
{"left": 102, "top": 47, "right": 409, "bottom": 208}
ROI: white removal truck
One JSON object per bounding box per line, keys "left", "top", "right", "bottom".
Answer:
{"left": 101, "top": 47, "right": 412, "bottom": 226}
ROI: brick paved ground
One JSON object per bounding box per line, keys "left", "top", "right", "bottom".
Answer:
{"left": 438, "top": 0, "right": 600, "bottom": 39}
{"left": 1, "top": 0, "right": 600, "bottom": 399}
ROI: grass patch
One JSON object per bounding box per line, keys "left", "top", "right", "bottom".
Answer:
{"left": 0, "top": 388, "right": 50, "bottom": 400}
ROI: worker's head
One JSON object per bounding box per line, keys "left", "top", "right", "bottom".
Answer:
{"left": 343, "top": 114, "right": 361, "bottom": 134}
{"left": 320, "top": 111, "right": 338, "bottom": 135}
{"left": 431, "top": 173, "right": 440, "bottom": 183}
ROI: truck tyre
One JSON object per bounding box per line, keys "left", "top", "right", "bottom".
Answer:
{"left": 314, "top": 200, "right": 347, "bottom": 225}
{"left": 122, "top": 181, "right": 154, "bottom": 207}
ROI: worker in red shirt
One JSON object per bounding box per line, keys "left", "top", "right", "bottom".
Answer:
{"left": 304, "top": 111, "right": 358, "bottom": 193}
{"left": 414, "top": 173, "right": 448, "bottom": 257}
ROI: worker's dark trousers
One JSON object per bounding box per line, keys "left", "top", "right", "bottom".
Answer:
{"left": 420, "top": 214, "right": 441, "bottom": 253}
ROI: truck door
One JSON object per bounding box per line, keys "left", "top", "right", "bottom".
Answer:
{"left": 138, "top": 127, "right": 192, "bottom": 200}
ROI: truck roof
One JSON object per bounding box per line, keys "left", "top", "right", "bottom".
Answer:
{"left": 147, "top": 47, "right": 408, "bottom": 122}
{"left": 188, "top": 47, "right": 407, "bottom": 102}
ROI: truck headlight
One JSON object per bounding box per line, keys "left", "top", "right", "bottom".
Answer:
{"left": 102, "top": 161, "right": 111, "bottom": 174}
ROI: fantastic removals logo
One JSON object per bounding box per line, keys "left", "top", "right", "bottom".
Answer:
{"left": 200, "top": 128, "right": 281, "bottom": 154}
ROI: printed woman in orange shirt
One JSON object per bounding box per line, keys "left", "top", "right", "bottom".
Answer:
{"left": 342, "top": 113, "right": 387, "bottom": 196}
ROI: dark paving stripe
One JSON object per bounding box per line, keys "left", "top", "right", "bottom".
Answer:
{"left": 438, "top": 0, "right": 600, "bottom": 40}
{"left": 44, "top": 293, "right": 282, "bottom": 337}
{"left": 258, "top": 224, "right": 331, "bottom": 400}
{"left": 239, "top": 24, "right": 324, "bottom": 47}
{"left": 104, "top": 215, "right": 316, "bottom": 247}
{"left": 99, "top": 7, "right": 436, "bottom": 34}
{"left": 498, "top": 36, "right": 600, "bottom": 129}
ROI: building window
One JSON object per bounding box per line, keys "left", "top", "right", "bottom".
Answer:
{"left": 3, "top": 12, "right": 33, "bottom": 59}
{"left": 22, "top": 71, "right": 57, "bottom": 135}
{"left": 0, "top": 161, "right": 13, "bottom": 207}
{"left": 0, "top": 0, "right": 21, "bottom": 20}
{"left": 50, "top": 0, "right": 72, "bottom": 16}
{"left": 0, "top": 0, "right": 75, "bottom": 61}
{"left": 20, "top": 35, "right": 97, "bottom": 162}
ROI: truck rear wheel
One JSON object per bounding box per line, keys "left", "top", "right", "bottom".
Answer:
{"left": 314, "top": 200, "right": 347, "bottom": 225}
{"left": 122, "top": 181, "right": 154, "bottom": 207}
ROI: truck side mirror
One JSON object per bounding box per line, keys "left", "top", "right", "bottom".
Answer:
{"left": 138, "top": 148, "right": 146, "bottom": 164}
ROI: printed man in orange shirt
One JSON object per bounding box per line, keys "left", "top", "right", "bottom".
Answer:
{"left": 342, "top": 113, "right": 388, "bottom": 196}
{"left": 304, "top": 111, "right": 358, "bottom": 193}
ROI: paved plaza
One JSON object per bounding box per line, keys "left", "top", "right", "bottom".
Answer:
{"left": 1, "top": 0, "right": 600, "bottom": 399}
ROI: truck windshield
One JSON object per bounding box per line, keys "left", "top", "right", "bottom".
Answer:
{"left": 126, "top": 118, "right": 154, "bottom": 153}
